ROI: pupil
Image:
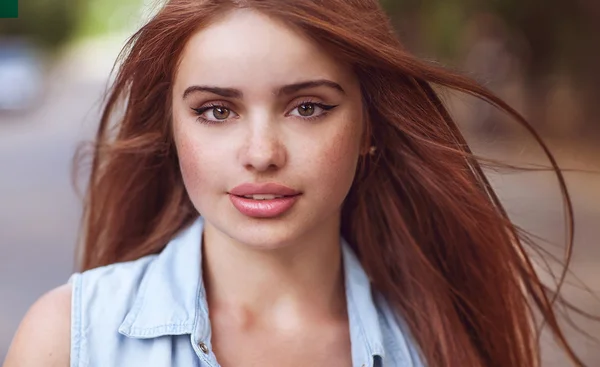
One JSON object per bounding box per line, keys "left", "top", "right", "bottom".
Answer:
{"left": 299, "top": 104, "right": 314, "bottom": 116}
{"left": 213, "top": 107, "right": 230, "bottom": 119}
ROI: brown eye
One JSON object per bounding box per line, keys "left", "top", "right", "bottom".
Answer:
{"left": 288, "top": 102, "right": 338, "bottom": 121}
{"left": 297, "top": 104, "right": 315, "bottom": 117}
{"left": 192, "top": 104, "right": 238, "bottom": 124}
{"left": 213, "top": 106, "right": 230, "bottom": 120}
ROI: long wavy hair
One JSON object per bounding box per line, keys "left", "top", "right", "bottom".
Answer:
{"left": 76, "top": 0, "right": 585, "bottom": 365}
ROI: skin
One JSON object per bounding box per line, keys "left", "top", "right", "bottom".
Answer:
{"left": 4, "top": 8, "right": 365, "bottom": 367}
{"left": 2, "top": 284, "right": 71, "bottom": 367}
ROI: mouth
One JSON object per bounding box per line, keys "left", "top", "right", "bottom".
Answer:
{"left": 227, "top": 193, "right": 302, "bottom": 218}
{"left": 232, "top": 194, "right": 300, "bottom": 200}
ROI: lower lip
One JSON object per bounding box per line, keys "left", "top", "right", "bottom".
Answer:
{"left": 228, "top": 194, "right": 300, "bottom": 218}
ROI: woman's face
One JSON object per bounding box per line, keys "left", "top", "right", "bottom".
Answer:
{"left": 172, "top": 9, "right": 364, "bottom": 249}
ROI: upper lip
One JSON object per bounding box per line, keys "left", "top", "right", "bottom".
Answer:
{"left": 229, "top": 183, "right": 301, "bottom": 197}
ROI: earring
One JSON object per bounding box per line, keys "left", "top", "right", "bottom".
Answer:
{"left": 368, "top": 146, "right": 377, "bottom": 156}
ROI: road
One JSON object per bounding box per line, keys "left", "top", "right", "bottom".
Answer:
{"left": 0, "top": 37, "right": 598, "bottom": 365}
{"left": 0, "top": 36, "right": 121, "bottom": 361}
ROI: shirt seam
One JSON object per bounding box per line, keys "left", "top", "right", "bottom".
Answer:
{"left": 345, "top": 265, "right": 378, "bottom": 366}
{"left": 69, "top": 273, "right": 82, "bottom": 367}
{"left": 118, "top": 259, "right": 158, "bottom": 335}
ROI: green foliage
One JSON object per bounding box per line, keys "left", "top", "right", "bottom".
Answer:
{"left": 74, "top": 0, "right": 145, "bottom": 39}
{"left": 419, "top": 1, "right": 468, "bottom": 60}
{"left": 0, "top": 0, "right": 80, "bottom": 49}
{"left": 379, "top": 0, "right": 598, "bottom": 83}
{"left": 0, "top": 0, "right": 144, "bottom": 50}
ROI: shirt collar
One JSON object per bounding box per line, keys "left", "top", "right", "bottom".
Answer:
{"left": 119, "top": 216, "right": 384, "bottom": 365}
{"left": 341, "top": 235, "right": 386, "bottom": 365}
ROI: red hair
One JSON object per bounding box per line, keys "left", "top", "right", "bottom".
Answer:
{"left": 76, "top": 1, "right": 583, "bottom": 365}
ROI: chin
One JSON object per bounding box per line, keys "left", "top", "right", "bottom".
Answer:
{"left": 227, "top": 215, "right": 306, "bottom": 250}
{"left": 199, "top": 199, "right": 328, "bottom": 251}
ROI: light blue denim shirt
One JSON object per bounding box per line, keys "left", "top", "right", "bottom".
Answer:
{"left": 68, "top": 217, "right": 423, "bottom": 367}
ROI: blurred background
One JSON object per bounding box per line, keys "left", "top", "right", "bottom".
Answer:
{"left": 0, "top": 0, "right": 598, "bottom": 365}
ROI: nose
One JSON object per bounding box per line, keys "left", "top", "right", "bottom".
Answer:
{"left": 238, "top": 119, "right": 287, "bottom": 172}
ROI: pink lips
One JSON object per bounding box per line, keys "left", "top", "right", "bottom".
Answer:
{"left": 228, "top": 183, "right": 301, "bottom": 218}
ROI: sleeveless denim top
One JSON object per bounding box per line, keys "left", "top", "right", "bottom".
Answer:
{"left": 68, "top": 217, "right": 423, "bottom": 367}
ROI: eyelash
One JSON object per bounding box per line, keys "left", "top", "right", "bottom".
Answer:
{"left": 191, "top": 100, "right": 338, "bottom": 125}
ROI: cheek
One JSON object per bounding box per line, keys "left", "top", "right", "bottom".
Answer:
{"left": 177, "top": 139, "right": 198, "bottom": 178}
{"left": 173, "top": 124, "right": 218, "bottom": 200}
{"left": 176, "top": 137, "right": 203, "bottom": 192}
{"left": 310, "top": 121, "right": 361, "bottom": 199}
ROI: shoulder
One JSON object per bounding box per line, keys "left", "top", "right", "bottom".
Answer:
{"left": 72, "top": 254, "right": 158, "bottom": 300}
{"left": 3, "top": 255, "right": 160, "bottom": 367}
{"left": 3, "top": 284, "right": 71, "bottom": 367}
{"left": 70, "top": 254, "right": 159, "bottom": 327}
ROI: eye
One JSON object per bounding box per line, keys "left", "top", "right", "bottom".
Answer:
{"left": 191, "top": 104, "right": 238, "bottom": 124}
{"left": 288, "top": 102, "right": 338, "bottom": 120}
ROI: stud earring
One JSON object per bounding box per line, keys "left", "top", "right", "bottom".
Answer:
{"left": 368, "top": 146, "right": 377, "bottom": 156}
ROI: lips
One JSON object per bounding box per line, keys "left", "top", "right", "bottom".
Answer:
{"left": 229, "top": 182, "right": 301, "bottom": 197}
{"left": 228, "top": 182, "right": 301, "bottom": 218}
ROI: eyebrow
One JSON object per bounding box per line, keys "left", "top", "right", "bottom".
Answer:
{"left": 182, "top": 79, "right": 346, "bottom": 100}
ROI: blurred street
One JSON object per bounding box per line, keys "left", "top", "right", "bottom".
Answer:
{"left": 0, "top": 36, "right": 123, "bottom": 360}
{"left": 0, "top": 35, "right": 599, "bottom": 365}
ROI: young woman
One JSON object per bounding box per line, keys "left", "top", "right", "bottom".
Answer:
{"left": 4, "top": 0, "right": 584, "bottom": 366}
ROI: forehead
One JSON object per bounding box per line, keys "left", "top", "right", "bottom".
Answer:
{"left": 175, "top": 9, "right": 355, "bottom": 91}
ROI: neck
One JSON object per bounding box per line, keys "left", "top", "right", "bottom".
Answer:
{"left": 201, "top": 215, "right": 347, "bottom": 329}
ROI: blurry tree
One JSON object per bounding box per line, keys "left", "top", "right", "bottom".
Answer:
{"left": 0, "top": 0, "right": 144, "bottom": 51}
{"left": 380, "top": 0, "right": 600, "bottom": 133}
{"left": 0, "top": 0, "right": 81, "bottom": 50}
{"left": 487, "top": 0, "right": 599, "bottom": 130}
{"left": 74, "top": 0, "right": 146, "bottom": 39}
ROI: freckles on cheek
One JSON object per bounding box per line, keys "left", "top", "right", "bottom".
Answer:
{"left": 325, "top": 125, "right": 360, "bottom": 166}
{"left": 176, "top": 137, "right": 208, "bottom": 189}
{"left": 315, "top": 129, "right": 360, "bottom": 194}
{"left": 323, "top": 138, "right": 346, "bottom": 167}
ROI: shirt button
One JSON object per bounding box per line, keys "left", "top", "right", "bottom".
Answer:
{"left": 199, "top": 342, "right": 209, "bottom": 354}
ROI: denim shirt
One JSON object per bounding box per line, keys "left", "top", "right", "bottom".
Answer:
{"left": 68, "top": 217, "right": 423, "bottom": 367}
